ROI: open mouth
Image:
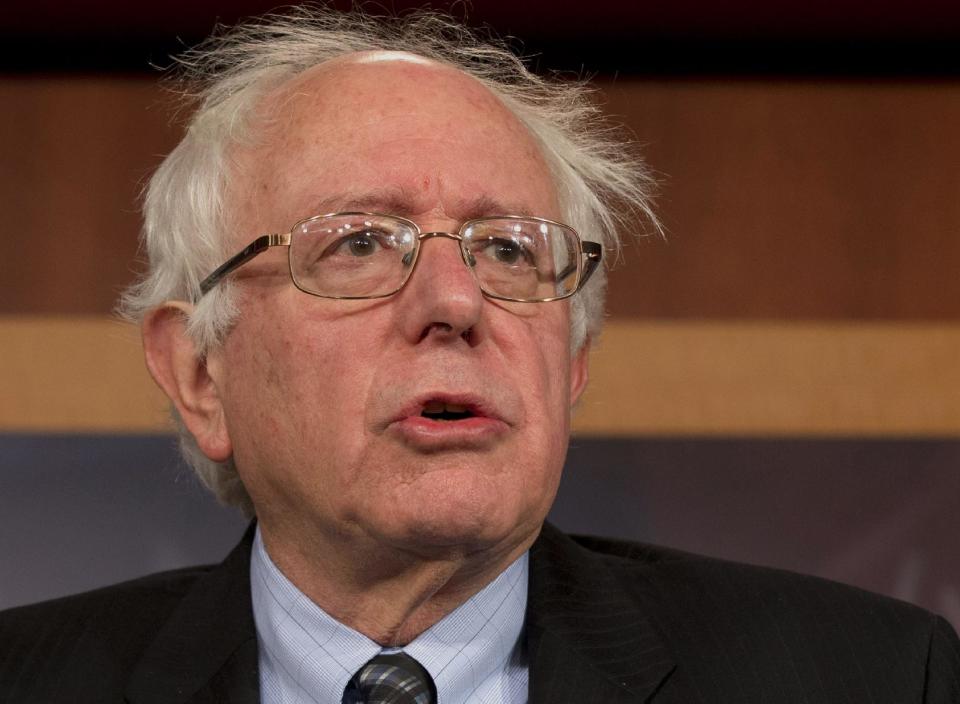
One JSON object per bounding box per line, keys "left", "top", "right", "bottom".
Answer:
{"left": 420, "top": 400, "right": 476, "bottom": 421}
{"left": 391, "top": 395, "right": 505, "bottom": 444}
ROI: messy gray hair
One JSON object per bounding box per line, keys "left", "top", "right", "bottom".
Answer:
{"left": 119, "top": 6, "right": 658, "bottom": 515}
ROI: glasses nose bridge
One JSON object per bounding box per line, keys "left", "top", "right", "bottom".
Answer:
{"left": 416, "top": 230, "right": 475, "bottom": 267}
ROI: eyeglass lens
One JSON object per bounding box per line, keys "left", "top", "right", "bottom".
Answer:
{"left": 289, "top": 214, "right": 580, "bottom": 300}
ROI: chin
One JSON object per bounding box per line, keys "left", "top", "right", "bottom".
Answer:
{"left": 385, "top": 494, "right": 537, "bottom": 556}
{"left": 362, "top": 457, "right": 553, "bottom": 556}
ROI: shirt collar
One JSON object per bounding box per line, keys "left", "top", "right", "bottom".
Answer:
{"left": 250, "top": 526, "right": 528, "bottom": 704}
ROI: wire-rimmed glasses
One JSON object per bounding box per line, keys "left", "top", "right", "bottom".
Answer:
{"left": 197, "top": 212, "right": 602, "bottom": 302}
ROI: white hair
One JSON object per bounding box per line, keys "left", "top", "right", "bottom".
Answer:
{"left": 119, "top": 7, "right": 659, "bottom": 515}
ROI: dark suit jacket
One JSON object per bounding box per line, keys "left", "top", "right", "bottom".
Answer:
{"left": 2, "top": 523, "right": 959, "bottom": 703}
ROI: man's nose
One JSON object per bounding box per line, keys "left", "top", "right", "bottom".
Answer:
{"left": 394, "top": 233, "right": 484, "bottom": 344}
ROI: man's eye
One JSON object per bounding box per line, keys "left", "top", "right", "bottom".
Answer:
{"left": 328, "top": 231, "right": 385, "bottom": 258}
{"left": 484, "top": 238, "right": 533, "bottom": 266}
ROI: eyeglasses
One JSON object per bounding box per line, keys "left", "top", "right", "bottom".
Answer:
{"left": 198, "top": 212, "right": 602, "bottom": 302}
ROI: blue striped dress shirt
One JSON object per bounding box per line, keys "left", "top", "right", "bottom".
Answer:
{"left": 250, "top": 527, "right": 529, "bottom": 703}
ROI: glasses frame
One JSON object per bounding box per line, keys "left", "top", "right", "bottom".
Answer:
{"left": 197, "top": 212, "right": 602, "bottom": 303}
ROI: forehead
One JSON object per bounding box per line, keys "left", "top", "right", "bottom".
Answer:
{"left": 233, "top": 52, "right": 558, "bottom": 227}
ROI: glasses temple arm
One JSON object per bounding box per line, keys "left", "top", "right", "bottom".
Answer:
{"left": 571, "top": 241, "right": 602, "bottom": 293}
{"left": 197, "top": 233, "right": 289, "bottom": 298}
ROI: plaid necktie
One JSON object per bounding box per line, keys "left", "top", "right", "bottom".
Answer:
{"left": 343, "top": 651, "right": 437, "bottom": 704}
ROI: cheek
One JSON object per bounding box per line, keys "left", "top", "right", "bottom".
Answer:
{"left": 493, "top": 305, "right": 574, "bottom": 462}
{"left": 271, "top": 320, "right": 377, "bottom": 447}
{"left": 500, "top": 304, "right": 572, "bottom": 403}
{"left": 531, "top": 313, "right": 575, "bottom": 470}
{"left": 221, "top": 305, "right": 378, "bottom": 484}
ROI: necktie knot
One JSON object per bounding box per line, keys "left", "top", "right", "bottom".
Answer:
{"left": 344, "top": 651, "right": 437, "bottom": 704}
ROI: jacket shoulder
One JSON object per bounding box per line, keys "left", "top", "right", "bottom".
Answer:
{"left": 0, "top": 565, "right": 214, "bottom": 702}
{"left": 570, "top": 530, "right": 942, "bottom": 637}
{"left": 550, "top": 529, "right": 960, "bottom": 702}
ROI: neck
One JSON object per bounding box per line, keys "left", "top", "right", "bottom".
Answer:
{"left": 257, "top": 519, "right": 536, "bottom": 645}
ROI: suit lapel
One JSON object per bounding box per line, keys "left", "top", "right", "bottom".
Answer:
{"left": 527, "top": 524, "right": 676, "bottom": 704}
{"left": 125, "top": 524, "right": 260, "bottom": 704}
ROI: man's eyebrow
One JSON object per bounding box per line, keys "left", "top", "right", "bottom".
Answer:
{"left": 458, "top": 195, "right": 534, "bottom": 220}
{"left": 308, "top": 188, "right": 412, "bottom": 215}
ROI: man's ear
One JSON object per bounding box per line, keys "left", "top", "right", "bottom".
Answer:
{"left": 141, "top": 303, "right": 233, "bottom": 462}
{"left": 569, "top": 336, "right": 591, "bottom": 407}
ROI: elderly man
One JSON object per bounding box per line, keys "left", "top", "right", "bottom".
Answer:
{"left": 2, "top": 8, "right": 959, "bottom": 704}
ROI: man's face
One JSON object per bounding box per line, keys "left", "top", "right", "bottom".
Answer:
{"left": 208, "top": 54, "right": 589, "bottom": 559}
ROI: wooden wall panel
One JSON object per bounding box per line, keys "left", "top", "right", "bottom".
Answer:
{"left": 602, "top": 80, "right": 960, "bottom": 318}
{"left": 0, "top": 77, "right": 179, "bottom": 314}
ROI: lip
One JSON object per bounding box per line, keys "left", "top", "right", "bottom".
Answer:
{"left": 386, "top": 392, "right": 511, "bottom": 450}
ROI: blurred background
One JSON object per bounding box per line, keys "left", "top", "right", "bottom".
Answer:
{"left": 1, "top": 1, "right": 959, "bottom": 629}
